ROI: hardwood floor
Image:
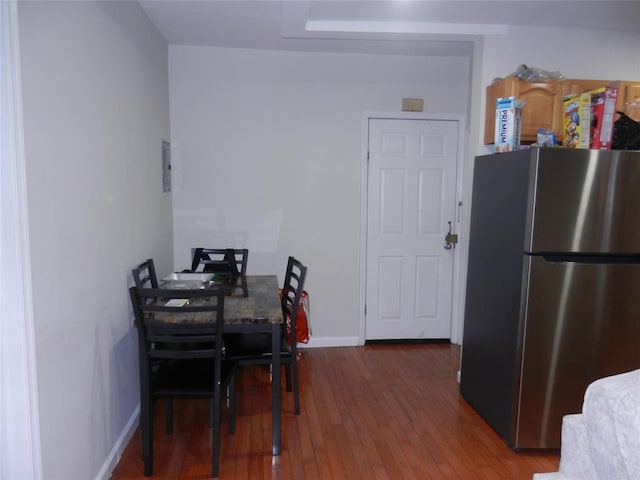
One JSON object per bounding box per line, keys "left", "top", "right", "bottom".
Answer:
{"left": 110, "top": 344, "right": 560, "bottom": 479}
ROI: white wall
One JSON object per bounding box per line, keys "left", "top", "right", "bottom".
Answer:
{"left": 169, "top": 46, "right": 471, "bottom": 342}
{"left": 18, "top": 1, "right": 171, "bottom": 478}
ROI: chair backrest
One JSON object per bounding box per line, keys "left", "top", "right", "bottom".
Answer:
{"left": 129, "top": 286, "right": 225, "bottom": 363}
{"left": 281, "top": 256, "right": 307, "bottom": 349}
{"left": 190, "top": 248, "right": 248, "bottom": 276}
{"left": 132, "top": 258, "right": 158, "bottom": 289}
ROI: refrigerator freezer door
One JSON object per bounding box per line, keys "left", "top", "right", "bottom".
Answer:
{"left": 527, "top": 149, "right": 640, "bottom": 254}
{"left": 515, "top": 255, "right": 640, "bottom": 449}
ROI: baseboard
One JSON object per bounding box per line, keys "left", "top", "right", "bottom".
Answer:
{"left": 299, "top": 336, "right": 360, "bottom": 348}
{"left": 364, "top": 338, "right": 450, "bottom": 345}
{"left": 95, "top": 404, "right": 139, "bottom": 480}
{"left": 298, "top": 337, "right": 458, "bottom": 348}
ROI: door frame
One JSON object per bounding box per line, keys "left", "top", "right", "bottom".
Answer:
{"left": 359, "top": 111, "right": 467, "bottom": 345}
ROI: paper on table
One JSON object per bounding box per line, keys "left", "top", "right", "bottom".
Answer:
{"left": 163, "top": 272, "right": 215, "bottom": 282}
{"left": 164, "top": 299, "right": 189, "bottom": 307}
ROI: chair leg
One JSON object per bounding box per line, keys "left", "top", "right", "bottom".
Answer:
{"left": 212, "top": 383, "right": 222, "bottom": 477}
{"left": 284, "top": 364, "right": 293, "bottom": 392}
{"left": 165, "top": 398, "right": 173, "bottom": 434}
{"left": 141, "top": 396, "right": 154, "bottom": 476}
{"left": 228, "top": 376, "right": 236, "bottom": 435}
{"left": 292, "top": 360, "right": 300, "bottom": 415}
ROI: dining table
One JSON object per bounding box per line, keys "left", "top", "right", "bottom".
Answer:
{"left": 160, "top": 273, "right": 284, "bottom": 455}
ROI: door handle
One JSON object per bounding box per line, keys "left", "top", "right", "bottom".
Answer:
{"left": 444, "top": 221, "right": 458, "bottom": 250}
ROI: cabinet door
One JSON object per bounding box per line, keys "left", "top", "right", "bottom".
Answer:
{"left": 559, "top": 79, "right": 610, "bottom": 97}
{"left": 618, "top": 82, "right": 640, "bottom": 120}
{"left": 517, "top": 81, "right": 560, "bottom": 142}
{"left": 484, "top": 79, "right": 560, "bottom": 144}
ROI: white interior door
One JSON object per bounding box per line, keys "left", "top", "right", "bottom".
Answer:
{"left": 365, "top": 118, "right": 459, "bottom": 340}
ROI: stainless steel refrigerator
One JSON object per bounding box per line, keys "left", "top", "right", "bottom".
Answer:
{"left": 460, "top": 147, "right": 640, "bottom": 450}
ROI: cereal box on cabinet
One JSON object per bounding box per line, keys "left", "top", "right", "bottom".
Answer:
{"left": 589, "top": 86, "right": 618, "bottom": 150}
{"left": 562, "top": 92, "right": 591, "bottom": 148}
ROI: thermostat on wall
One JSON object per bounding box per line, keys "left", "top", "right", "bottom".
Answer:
{"left": 402, "top": 98, "right": 424, "bottom": 112}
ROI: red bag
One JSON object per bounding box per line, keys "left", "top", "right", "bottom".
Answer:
{"left": 280, "top": 289, "right": 310, "bottom": 345}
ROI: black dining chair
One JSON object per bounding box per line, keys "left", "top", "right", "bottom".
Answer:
{"left": 129, "top": 286, "right": 236, "bottom": 478}
{"left": 132, "top": 258, "right": 158, "bottom": 289}
{"left": 190, "top": 248, "right": 248, "bottom": 276}
{"left": 224, "top": 256, "right": 307, "bottom": 414}
{"left": 132, "top": 258, "right": 177, "bottom": 431}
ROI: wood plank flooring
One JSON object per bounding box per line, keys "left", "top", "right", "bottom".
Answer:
{"left": 110, "top": 344, "right": 560, "bottom": 479}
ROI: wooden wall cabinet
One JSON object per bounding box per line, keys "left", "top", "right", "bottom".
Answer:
{"left": 484, "top": 77, "right": 559, "bottom": 144}
{"left": 618, "top": 83, "right": 640, "bottom": 120}
{"left": 484, "top": 77, "right": 640, "bottom": 144}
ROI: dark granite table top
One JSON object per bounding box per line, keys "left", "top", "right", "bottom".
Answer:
{"left": 224, "top": 275, "right": 283, "bottom": 325}
{"left": 153, "top": 274, "right": 282, "bottom": 326}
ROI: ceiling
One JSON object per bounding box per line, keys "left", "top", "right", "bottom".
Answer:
{"left": 139, "top": 0, "right": 640, "bottom": 57}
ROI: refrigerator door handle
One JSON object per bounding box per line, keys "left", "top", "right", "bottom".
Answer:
{"left": 538, "top": 253, "right": 640, "bottom": 264}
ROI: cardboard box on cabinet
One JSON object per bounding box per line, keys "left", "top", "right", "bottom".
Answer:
{"left": 495, "top": 96, "right": 525, "bottom": 152}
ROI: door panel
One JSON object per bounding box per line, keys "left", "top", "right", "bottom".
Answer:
{"left": 380, "top": 170, "right": 406, "bottom": 233}
{"left": 378, "top": 257, "right": 402, "bottom": 319}
{"left": 366, "top": 118, "right": 459, "bottom": 340}
{"left": 416, "top": 255, "right": 439, "bottom": 318}
{"left": 418, "top": 169, "right": 443, "bottom": 233}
